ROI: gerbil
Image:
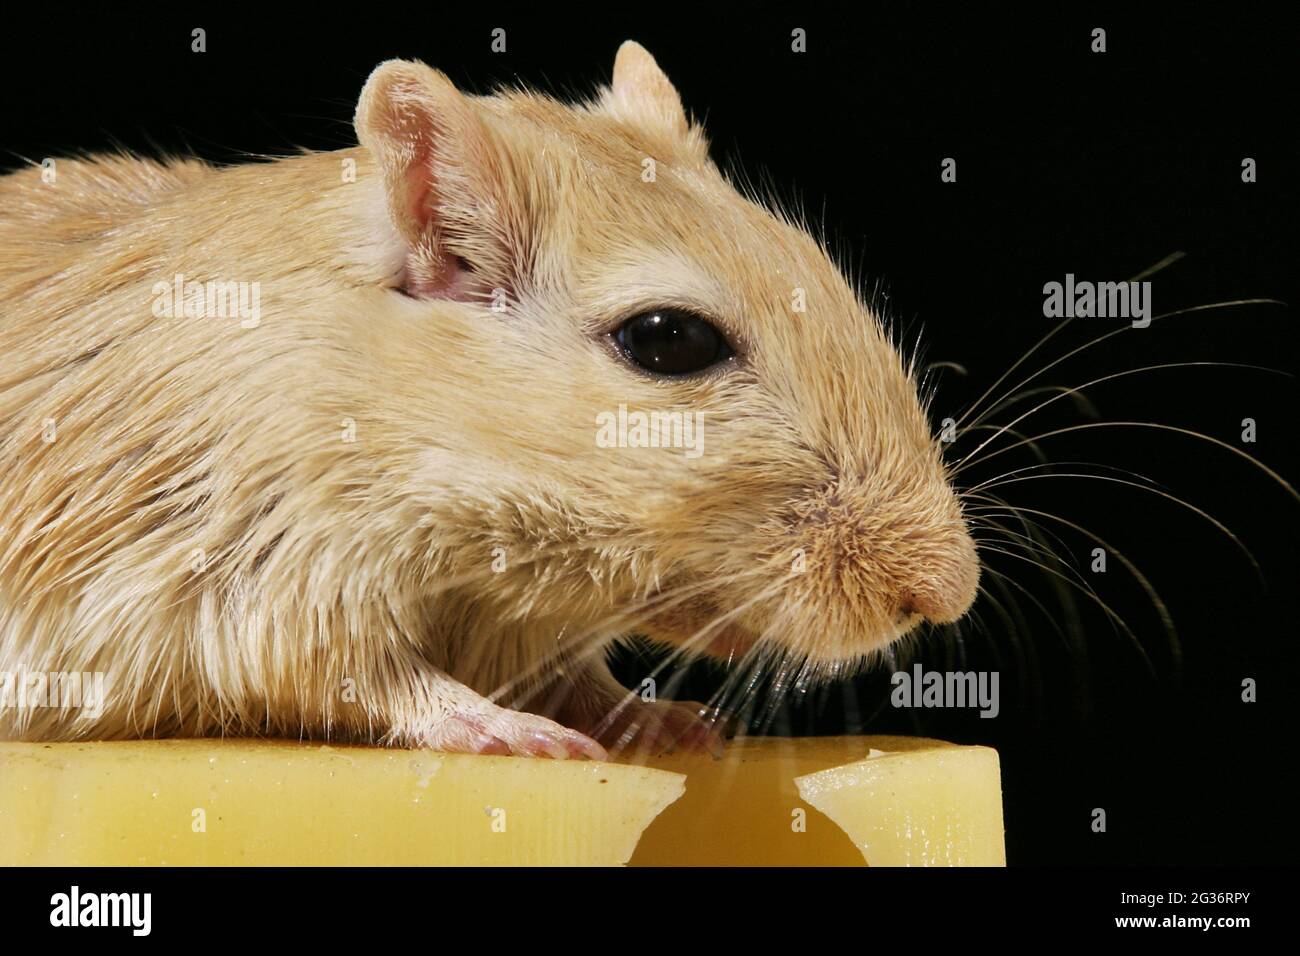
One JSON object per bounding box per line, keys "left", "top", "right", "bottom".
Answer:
{"left": 0, "top": 42, "right": 979, "bottom": 757}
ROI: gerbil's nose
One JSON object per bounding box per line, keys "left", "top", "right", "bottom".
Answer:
{"left": 896, "top": 535, "right": 981, "bottom": 624}
{"left": 898, "top": 587, "right": 961, "bottom": 623}
{"left": 897, "top": 590, "right": 921, "bottom": 618}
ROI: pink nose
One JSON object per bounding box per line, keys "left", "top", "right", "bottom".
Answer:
{"left": 898, "top": 587, "right": 958, "bottom": 622}
{"left": 897, "top": 539, "right": 981, "bottom": 624}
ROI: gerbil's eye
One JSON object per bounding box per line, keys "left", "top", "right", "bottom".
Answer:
{"left": 614, "top": 308, "right": 734, "bottom": 376}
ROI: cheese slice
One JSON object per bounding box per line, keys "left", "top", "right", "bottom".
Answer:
{"left": 0, "top": 735, "right": 1003, "bottom": 866}
{"left": 793, "top": 736, "right": 1006, "bottom": 866}
{"left": 632, "top": 735, "right": 1004, "bottom": 866}
{"left": 0, "top": 739, "right": 684, "bottom": 866}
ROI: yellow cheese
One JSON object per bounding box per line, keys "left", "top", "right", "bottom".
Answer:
{"left": 0, "top": 739, "right": 684, "bottom": 866}
{"left": 632, "top": 735, "right": 1004, "bottom": 866}
{"left": 0, "top": 735, "right": 1004, "bottom": 866}
{"left": 794, "top": 737, "right": 1006, "bottom": 866}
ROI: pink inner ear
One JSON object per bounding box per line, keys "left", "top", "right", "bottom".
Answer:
{"left": 400, "top": 132, "right": 437, "bottom": 237}
{"left": 404, "top": 253, "right": 483, "bottom": 302}
{"left": 396, "top": 134, "right": 488, "bottom": 304}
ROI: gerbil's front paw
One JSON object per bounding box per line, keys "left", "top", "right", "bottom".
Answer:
{"left": 582, "top": 699, "right": 732, "bottom": 759}
{"left": 412, "top": 705, "right": 608, "bottom": 760}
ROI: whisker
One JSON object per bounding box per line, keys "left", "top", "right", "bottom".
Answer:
{"left": 954, "top": 422, "right": 1300, "bottom": 505}
{"left": 970, "top": 470, "right": 1263, "bottom": 588}
{"left": 972, "top": 578, "right": 1032, "bottom": 700}
{"left": 962, "top": 459, "right": 1162, "bottom": 498}
{"left": 957, "top": 294, "right": 1279, "bottom": 435}
{"left": 491, "top": 568, "right": 770, "bottom": 708}
{"left": 956, "top": 422, "right": 1055, "bottom": 470}
{"left": 968, "top": 507, "right": 1111, "bottom": 616}
{"left": 967, "top": 491, "right": 1120, "bottom": 650}
{"left": 981, "top": 565, "right": 1073, "bottom": 657}
{"left": 956, "top": 361, "right": 1287, "bottom": 471}
{"left": 985, "top": 384, "right": 1102, "bottom": 422}
{"left": 951, "top": 251, "right": 1189, "bottom": 430}
{"left": 977, "top": 543, "right": 1156, "bottom": 675}
{"left": 587, "top": 576, "right": 796, "bottom": 749}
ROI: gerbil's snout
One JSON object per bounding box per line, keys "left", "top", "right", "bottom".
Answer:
{"left": 775, "top": 472, "right": 981, "bottom": 662}
{"left": 892, "top": 529, "right": 981, "bottom": 625}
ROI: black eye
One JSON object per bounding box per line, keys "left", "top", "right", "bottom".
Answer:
{"left": 614, "top": 308, "right": 734, "bottom": 376}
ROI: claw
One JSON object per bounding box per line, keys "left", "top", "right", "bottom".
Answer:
{"left": 417, "top": 706, "right": 609, "bottom": 760}
{"left": 588, "top": 699, "right": 733, "bottom": 758}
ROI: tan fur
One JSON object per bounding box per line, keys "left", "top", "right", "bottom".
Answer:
{"left": 0, "top": 42, "right": 977, "bottom": 754}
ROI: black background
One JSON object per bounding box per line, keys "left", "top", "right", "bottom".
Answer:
{"left": 3, "top": 4, "right": 1296, "bottom": 866}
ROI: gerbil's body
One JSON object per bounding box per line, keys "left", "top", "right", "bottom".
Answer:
{"left": 0, "top": 43, "right": 978, "bottom": 756}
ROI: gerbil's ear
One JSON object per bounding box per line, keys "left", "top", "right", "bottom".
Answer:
{"left": 604, "top": 41, "right": 689, "bottom": 138}
{"left": 355, "top": 59, "right": 507, "bottom": 299}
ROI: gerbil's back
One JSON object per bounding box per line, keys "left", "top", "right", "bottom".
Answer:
{"left": 0, "top": 156, "right": 212, "bottom": 402}
{"left": 0, "top": 155, "right": 210, "bottom": 254}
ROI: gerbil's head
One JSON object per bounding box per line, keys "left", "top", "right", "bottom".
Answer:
{"left": 351, "top": 42, "right": 978, "bottom": 674}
